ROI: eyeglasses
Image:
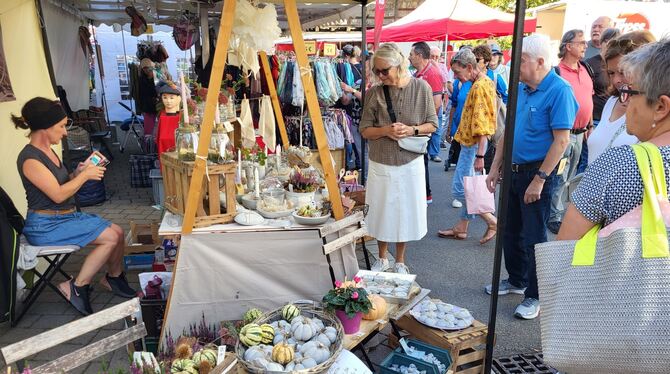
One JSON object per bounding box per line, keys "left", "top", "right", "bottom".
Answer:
{"left": 569, "top": 40, "right": 588, "bottom": 46}
{"left": 607, "top": 38, "right": 641, "bottom": 52}
{"left": 619, "top": 84, "right": 645, "bottom": 103}
{"left": 373, "top": 66, "right": 393, "bottom": 76}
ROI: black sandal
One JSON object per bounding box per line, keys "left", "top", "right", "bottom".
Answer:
{"left": 103, "top": 272, "right": 138, "bottom": 298}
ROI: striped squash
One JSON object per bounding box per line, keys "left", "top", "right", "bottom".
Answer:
{"left": 281, "top": 304, "right": 300, "bottom": 322}
{"left": 239, "top": 323, "right": 263, "bottom": 346}
{"left": 192, "top": 348, "right": 218, "bottom": 367}
{"left": 260, "top": 324, "right": 276, "bottom": 344}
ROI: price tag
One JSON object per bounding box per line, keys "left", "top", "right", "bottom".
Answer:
{"left": 305, "top": 40, "right": 317, "bottom": 55}
{"left": 217, "top": 345, "right": 227, "bottom": 365}
{"left": 223, "top": 120, "right": 234, "bottom": 132}
{"left": 323, "top": 43, "right": 337, "bottom": 57}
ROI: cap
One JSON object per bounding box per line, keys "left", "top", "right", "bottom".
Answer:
{"left": 490, "top": 43, "right": 503, "bottom": 55}
{"left": 157, "top": 81, "right": 181, "bottom": 96}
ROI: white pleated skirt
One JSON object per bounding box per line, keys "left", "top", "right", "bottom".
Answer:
{"left": 365, "top": 157, "right": 427, "bottom": 243}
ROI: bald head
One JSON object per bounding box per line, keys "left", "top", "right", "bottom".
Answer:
{"left": 591, "top": 16, "right": 614, "bottom": 46}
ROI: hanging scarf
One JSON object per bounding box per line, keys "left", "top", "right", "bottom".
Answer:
{"left": 292, "top": 62, "right": 304, "bottom": 107}
{"left": 344, "top": 63, "right": 354, "bottom": 87}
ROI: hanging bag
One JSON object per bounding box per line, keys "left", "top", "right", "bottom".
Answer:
{"left": 535, "top": 142, "right": 670, "bottom": 374}
{"left": 382, "top": 85, "right": 429, "bottom": 154}
{"left": 463, "top": 170, "right": 496, "bottom": 215}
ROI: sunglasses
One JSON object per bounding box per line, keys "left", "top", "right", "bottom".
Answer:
{"left": 373, "top": 66, "right": 393, "bottom": 76}
{"left": 619, "top": 84, "right": 644, "bottom": 103}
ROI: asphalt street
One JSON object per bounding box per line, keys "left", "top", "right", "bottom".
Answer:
{"left": 381, "top": 148, "right": 543, "bottom": 359}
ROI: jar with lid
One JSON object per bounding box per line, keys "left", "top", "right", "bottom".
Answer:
{"left": 209, "top": 125, "right": 232, "bottom": 163}
{"left": 175, "top": 126, "right": 198, "bottom": 161}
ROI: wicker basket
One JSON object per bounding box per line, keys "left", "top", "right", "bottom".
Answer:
{"left": 235, "top": 303, "right": 345, "bottom": 373}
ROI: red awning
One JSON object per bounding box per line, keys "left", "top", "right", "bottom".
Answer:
{"left": 367, "top": 0, "right": 537, "bottom": 42}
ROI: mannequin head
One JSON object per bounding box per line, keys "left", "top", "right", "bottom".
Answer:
{"left": 161, "top": 93, "right": 180, "bottom": 113}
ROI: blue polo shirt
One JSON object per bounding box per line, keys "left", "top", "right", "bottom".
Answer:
{"left": 513, "top": 70, "right": 579, "bottom": 164}
{"left": 449, "top": 80, "right": 472, "bottom": 137}
{"left": 487, "top": 69, "right": 508, "bottom": 104}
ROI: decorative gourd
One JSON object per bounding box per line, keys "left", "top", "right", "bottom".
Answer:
{"left": 243, "top": 345, "right": 267, "bottom": 361}
{"left": 192, "top": 348, "right": 217, "bottom": 367}
{"left": 285, "top": 357, "right": 318, "bottom": 371}
{"left": 271, "top": 342, "right": 295, "bottom": 365}
{"left": 311, "top": 332, "right": 332, "bottom": 347}
{"left": 259, "top": 323, "right": 275, "bottom": 344}
{"left": 281, "top": 304, "right": 301, "bottom": 322}
{"left": 300, "top": 341, "right": 331, "bottom": 364}
{"left": 363, "top": 295, "right": 388, "bottom": 320}
{"left": 273, "top": 333, "right": 297, "bottom": 345}
{"left": 265, "top": 362, "right": 285, "bottom": 371}
{"left": 239, "top": 323, "right": 263, "bottom": 346}
{"left": 171, "top": 359, "right": 197, "bottom": 374}
{"left": 291, "top": 317, "right": 318, "bottom": 341}
{"left": 321, "top": 326, "right": 338, "bottom": 343}
{"left": 243, "top": 308, "right": 263, "bottom": 324}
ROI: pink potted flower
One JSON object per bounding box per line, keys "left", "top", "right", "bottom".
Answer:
{"left": 322, "top": 277, "right": 372, "bottom": 334}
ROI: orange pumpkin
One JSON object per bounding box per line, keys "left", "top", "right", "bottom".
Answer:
{"left": 363, "top": 295, "right": 387, "bottom": 320}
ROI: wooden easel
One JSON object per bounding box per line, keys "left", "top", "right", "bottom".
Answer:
{"left": 181, "top": 0, "right": 345, "bottom": 235}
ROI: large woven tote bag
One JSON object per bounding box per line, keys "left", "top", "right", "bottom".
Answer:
{"left": 535, "top": 143, "right": 670, "bottom": 374}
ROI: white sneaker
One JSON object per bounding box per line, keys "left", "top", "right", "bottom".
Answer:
{"left": 514, "top": 298, "right": 540, "bottom": 320}
{"left": 394, "top": 262, "right": 410, "bottom": 274}
{"left": 371, "top": 258, "right": 391, "bottom": 272}
{"left": 451, "top": 199, "right": 463, "bottom": 208}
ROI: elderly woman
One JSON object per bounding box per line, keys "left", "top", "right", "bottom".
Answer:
{"left": 360, "top": 43, "right": 438, "bottom": 274}
{"left": 586, "top": 30, "right": 656, "bottom": 165}
{"left": 558, "top": 38, "right": 670, "bottom": 240}
{"left": 13, "top": 98, "right": 136, "bottom": 316}
{"left": 438, "top": 48, "right": 498, "bottom": 244}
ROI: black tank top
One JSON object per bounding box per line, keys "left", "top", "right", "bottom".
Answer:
{"left": 16, "top": 144, "right": 74, "bottom": 210}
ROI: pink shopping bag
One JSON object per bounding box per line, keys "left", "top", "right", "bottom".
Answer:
{"left": 463, "top": 173, "right": 496, "bottom": 215}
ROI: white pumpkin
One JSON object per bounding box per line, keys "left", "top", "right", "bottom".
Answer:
{"left": 273, "top": 333, "right": 297, "bottom": 345}
{"left": 311, "top": 318, "right": 325, "bottom": 330}
{"left": 251, "top": 357, "right": 269, "bottom": 368}
{"left": 244, "top": 346, "right": 267, "bottom": 361}
{"left": 311, "top": 332, "right": 332, "bottom": 347}
{"left": 286, "top": 357, "right": 318, "bottom": 371}
{"left": 300, "top": 341, "right": 331, "bottom": 364}
{"left": 265, "top": 362, "right": 284, "bottom": 371}
{"left": 320, "top": 326, "right": 337, "bottom": 343}
{"left": 291, "top": 317, "right": 318, "bottom": 341}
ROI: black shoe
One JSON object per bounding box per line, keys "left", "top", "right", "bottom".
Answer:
{"left": 547, "top": 221, "right": 561, "bottom": 235}
{"left": 67, "top": 281, "right": 93, "bottom": 316}
{"left": 105, "top": 272, "right": 138, "bottom": 298}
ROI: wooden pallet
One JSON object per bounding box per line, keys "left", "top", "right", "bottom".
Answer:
{"left": 161, "top": 152, "right": 237, "bottom": 228}
{"left": 391, "top": 315, "right": 488, "bottom": 374}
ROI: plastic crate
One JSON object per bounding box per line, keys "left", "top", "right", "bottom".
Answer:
{"left": 140, "top": 298, "right": 167, "bottom": 339}
{"left": 394, "top": 339, "right": 452, "bottom": 374}
{"left": 149, "top": 169, "right": 164, "bottom": 206}
{"left": 379, "top": 352, "right": 439, "bottom": 374}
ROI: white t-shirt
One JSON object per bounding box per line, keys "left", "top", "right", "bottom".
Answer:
{"left": 587, "top": 96, "right": 638, "bottom": 165}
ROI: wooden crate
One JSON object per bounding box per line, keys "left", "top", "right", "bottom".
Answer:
{"left": 160, "top": 152, "right": 237, "bottom": 228}
{"left": 124, "top": 221, "right": 159, "bottom": 254}
{"left": 391, "top": 315, "right": 488, "bottom": 374}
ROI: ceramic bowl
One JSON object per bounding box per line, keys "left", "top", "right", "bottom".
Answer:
{"left": 257, "top": 206, "right": 294, "bottom": 219}
{"left": 241, "top": 194, "right": 260, "bottom": 210}
{"left": 292, "top": 211, "right": 331, "bottom": 226}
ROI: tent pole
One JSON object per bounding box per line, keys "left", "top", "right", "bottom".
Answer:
{"left": 91, "top": 23, "right": 110, "bottom": 126}
{"left": 484, "top": 0, "right": 526, "bottom": 372}
{"left": 360, "top": 0, "right": 368, "bottom": 185}
{"left": 120, "top": 25, "right": 133, "bottom": 112}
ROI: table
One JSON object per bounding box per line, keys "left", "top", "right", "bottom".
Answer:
{"left": 158, "top": 212, "right": 358, "bottom": 347}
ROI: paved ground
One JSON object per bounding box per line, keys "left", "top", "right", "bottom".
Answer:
{"left": 0, "top": 140, "right": 543, "bottom": 373}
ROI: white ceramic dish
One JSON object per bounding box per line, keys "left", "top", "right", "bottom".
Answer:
{"left": 234, "top": 211, "right": 265, "bottom": 226}
{"left": 292, "top": 211, "right": 331, "bottom": 226}
{"left": 257, "top": 206, "right": 294, "bottom": 219}
{"left": 356, "top": 270, "right": 419, "bottom": 303}
{"left": 409, "top": 298, "right": 474, "bottom": 331}
{"left": 241, "top": 194, "right": 260, "bottom": 210}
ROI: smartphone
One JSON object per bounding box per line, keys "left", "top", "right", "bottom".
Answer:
{"left": 87, "top": 151, "right": 109, "bottom": 167}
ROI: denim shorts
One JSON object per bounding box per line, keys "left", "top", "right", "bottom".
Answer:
{"left": 22, "top": 211, "right": 111, "bottom": 247}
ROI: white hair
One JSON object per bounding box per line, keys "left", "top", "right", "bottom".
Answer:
{"left": 620, "top": 38, "right": 670, "bottom": 104}
{"left": 522, "top": 34, "right": 553, "bottom": 66}
{"left": 372, "top": 43, "right": 411, "bottom": 82}
{"left": 430, "top": 46, "right": 441, "bottom": 55}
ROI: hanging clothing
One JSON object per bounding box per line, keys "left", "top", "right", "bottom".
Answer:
{"left": 344, "top": 63, "right": 354, "bottom": 87}
{"left": 285, "top": 116, "right": 316, "bottom": 149}
{"left": 259, "top": 95, "right": 276, "bottom": 150}
{"left": 291, "top": 62, "right": 304, "bottom": 107}
{"left": 240, "top": 98, "right": 256, "bottom": 148}
{"left": 157, "top": 111, "right": 181, "bottom": 156}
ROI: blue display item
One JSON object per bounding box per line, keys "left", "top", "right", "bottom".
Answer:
{"left": 393, "top": 339, "right": 452, "bottom": 374}
{"left": 379, "top": 352, "right": 439, "bottom": 374}
{"left": 123, "top": 253, "right": 154, "bottom": 270}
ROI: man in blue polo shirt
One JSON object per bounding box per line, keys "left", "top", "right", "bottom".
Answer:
{"left": 484, "top": 34, "right": 578, "bottom": 320}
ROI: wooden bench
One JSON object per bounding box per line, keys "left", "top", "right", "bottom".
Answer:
{"left": 1, "top": 298, "right": 146, "bottom": 373}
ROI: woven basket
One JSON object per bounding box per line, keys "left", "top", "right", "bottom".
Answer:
{"left": 235, "top": 303, "right": 344, "bottom": 373}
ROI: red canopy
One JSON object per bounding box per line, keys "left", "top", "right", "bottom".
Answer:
{"left": 367, "top": 0, "right": 537, "bottom": 42}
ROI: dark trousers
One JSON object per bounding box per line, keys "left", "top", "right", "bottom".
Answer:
{"left": 445, "top": 141, "right": 461, "bottom": 170}
{"left": 503, "top": 169, "right": 559, "bottom": 299}
{"left": 424, "top": 153, "right": 431, "bottom": 197}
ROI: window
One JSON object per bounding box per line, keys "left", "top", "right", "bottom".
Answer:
{"left": 117, "top": 55, "right": 139, "bottom": 100}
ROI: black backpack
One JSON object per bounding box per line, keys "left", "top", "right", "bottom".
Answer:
{"left": 0, "top": 187, "right": 24, "bottom": 323}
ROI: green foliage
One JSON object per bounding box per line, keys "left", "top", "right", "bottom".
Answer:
{"left": 322, "top": 279, "right": 373, "bottom": 318}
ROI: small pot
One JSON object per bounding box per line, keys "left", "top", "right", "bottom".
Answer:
{"left": 285, "top": 190, "right": 316, "bottom": 208}
{"left": 335, "top": 310, "right": 363, "bottom": 334}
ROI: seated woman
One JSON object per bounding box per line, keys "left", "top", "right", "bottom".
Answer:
{"left": 558, "top": 38, "right": 670, "bottom": 240}
{"left": 13, "top": 97, "right": 137, "bottom": 316}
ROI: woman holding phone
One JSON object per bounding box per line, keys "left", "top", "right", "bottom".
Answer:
{"left": 13, "top": 97, "right": 136, "bottom": 316}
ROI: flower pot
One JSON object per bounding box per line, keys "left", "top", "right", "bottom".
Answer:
{"left": 285, "top": 190, "right": 315, "bottom": 208}
{"left": 335, "top": 310, "right": 363, "bottom": 334}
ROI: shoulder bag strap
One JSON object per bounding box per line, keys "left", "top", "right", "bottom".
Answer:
{"left": 382, "top": 85, "right": 397, "bottom": 123}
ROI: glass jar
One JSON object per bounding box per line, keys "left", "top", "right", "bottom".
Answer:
{"left": 208, "top": 125, "right": 231, "bottom": 163}
{"left": 175, "top": 126, "right": 198, "bottom": 162}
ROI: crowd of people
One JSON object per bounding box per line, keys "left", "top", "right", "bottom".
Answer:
{"left": 362, "top": 15, "right": 670, "bottom": 321}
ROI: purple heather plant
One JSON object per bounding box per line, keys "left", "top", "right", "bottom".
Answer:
{"left": 288, "top": 168, "right": 319, "bottom": 193}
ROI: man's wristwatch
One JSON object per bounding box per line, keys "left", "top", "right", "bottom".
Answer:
{"left": 414, "top": 128, "right": 419, "bottom": 136}
{"left": 535, "top": 170, "right": 549, "bottom": 180}
{"left": 475, "top": 155, "right": 485, "bottom": 159}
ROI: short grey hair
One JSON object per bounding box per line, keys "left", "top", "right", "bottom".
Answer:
{"left": 372, "top": 42, "right": 411, "bottom": 82}
{"left": 522, "top": 34, "right": 553, "bottom": 66}
{"left": 430, "top": 46, "right": 441, "bottom": 55}
{"left": 558, "top": 29, "right": 584, "bottom": 59}
{"left": 620, "top": 38, "right": 670, "bottom": 104}
{"left": 450, "top": 48, "right": 477, "bottom": 68}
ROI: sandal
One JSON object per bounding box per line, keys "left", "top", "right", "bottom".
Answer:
{"left": 100, "top": 272, "right": 138, "bottom": 298}
{"left": 438, "top": 228, "right": 468, "bottom": 240}
{"left": 58, "top": 279, "right": 93, "bottom": 316}
{"left": 479, "top": 224, "right": 497, "bottom": 245}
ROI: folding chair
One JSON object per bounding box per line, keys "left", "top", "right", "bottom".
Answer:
{"left": 12, "top": 236, "right": 80, "bottom": 327}
{"left": 118, "top": 102, "right": 145, "bottom": 153}
{"left": 319, "top": 211, "right": 371, "bottom": 287}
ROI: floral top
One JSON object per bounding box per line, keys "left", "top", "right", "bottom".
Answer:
{"left": 454, "top": 76, "right": 496, "bottom": 147}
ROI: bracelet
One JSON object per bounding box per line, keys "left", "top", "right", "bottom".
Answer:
{"left": 475, "top": 155, "right": 485, "bottom": 159}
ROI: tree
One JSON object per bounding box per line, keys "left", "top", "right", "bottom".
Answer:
{"left": 479, "top": 0, "right": 557, "bottom": 12}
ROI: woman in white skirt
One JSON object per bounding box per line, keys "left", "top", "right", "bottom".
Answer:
{"left": 360, "top": 43, "right": 438, "bottom": 274}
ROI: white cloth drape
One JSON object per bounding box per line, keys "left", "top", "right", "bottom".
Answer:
{"left": 42, "top": 1, "right": 89, "bottom": 111}
{"left": 259, "top": 95, "right": 276, "bottom": 150}
{"left": 239, "top": 98, "right": 256, "bottom": 148}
